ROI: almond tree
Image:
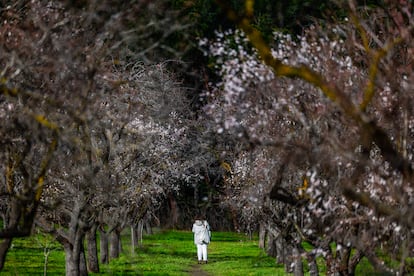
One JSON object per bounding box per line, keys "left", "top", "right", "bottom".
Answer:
{"left": 0, "top": 0, "right": 204, "bottom": 274}
{"left": 206, "top": 0, "right": 414, "bottom": 274}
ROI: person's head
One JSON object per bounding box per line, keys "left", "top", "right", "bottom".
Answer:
{"left": 195, "top": 215, "right": 205, "bottom": 221}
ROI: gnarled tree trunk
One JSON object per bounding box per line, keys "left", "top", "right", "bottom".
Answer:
{"left": 79, "top": 241, "right": 87, "bottom": 276}
{"left": 86, "top": 224, "right": 99, "bottom": 273}
{"left": 109, "top": 229, "right": 121, "bottom": 259}
{"left": 0, "top": 198, "right": 22, "bottom": 270}
{"left": 258, "top": 222, "right": 266, "bottom": 249}
{"left": 99, "top": 226, "right": 109, "bottom": 264}
{"left": 292, "top": 246, "right": 304, "bottom": 276}
{"left": 63, "top": 233, "right": 86, "bottom": 276}
{"left": 0, "top": 239, "right": 12, "bottom": 270}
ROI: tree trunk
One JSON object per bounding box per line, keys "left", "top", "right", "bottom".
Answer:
{"left": 118, "top": 230, "right": 123, "bottom": 253}
{"left": 86, "top": 224, "right": 99, "bottom": 273}
{"left": 338, "top": 247, "right": 351, "bottom": 276}
{"left": 99, "top": 227, "right": 109, "bottom": 264}
{"left": 271, "top": 234, "right": 287, "bottom": 265}
{"left": 79, "top": 242, "right": 87, "bottom": 276}
{"left": 276, "top": 236, "right": 285, "bottom": 264}
{"left": 132, "top": 223, "right": 143, "bottom": 254}
{"left": 63, "top": 232, "right": 85, "bottom": 276}
{"left": 258, "top": 222, "right": 266, "bottom": 249}
{"left": 131, "top": 225, "right": 136, "bottom": 254}
{"left": 284, "top": 244, "right": 294, "bottom": 273}
{"left": 145, "top": 220, "right": 152, "bottom": 235}
{"left": 325, "top": 251, "right": 337, "bottom": 276}
{"left": 64, "top": 244, "right": 79, "bottom": 276}
{"left": 266, "top": 235, "right": 277, "bottom": 258}
{"left": 138, "top": 219, "right": 144, "bottom": 244}
{"left": 0, "top": 198, "right": 21, "bottom": 270}
{"left": 292, "top": 246, "right": 304, "bottom": 276}
{"left": 0, "top": 238, "right": 12, "bottom": 270}
{"left": 109, "top": 230, "right": 121, "bottom": 259}
{"left": 131, "top": 221, "right": 143, "bottom": 254}
{"left": 348, "top": 249, "right": 363, "bottom": 276}
{"left": 307, "top": 251, "right": 319, "bottom": 276}
{"left": 169, "top": 194, "right": 179, "bottom": 227}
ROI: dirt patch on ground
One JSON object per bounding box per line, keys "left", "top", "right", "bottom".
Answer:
{"left": 188, "top": 264, "right": 210, "bottom": 276}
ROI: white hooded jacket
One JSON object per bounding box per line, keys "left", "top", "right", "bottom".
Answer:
{"left": 192, "top": 220, "right": 211, "bottom": 245}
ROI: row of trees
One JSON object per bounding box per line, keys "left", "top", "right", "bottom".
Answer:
{"left": 205, "top": 0, "right": 414, "bottom": 275}
{"left": 1, "top": 0, "right": 414, "bottom": 275}
{"left": 0, "top": 1, "right": 220, "bottom": 274}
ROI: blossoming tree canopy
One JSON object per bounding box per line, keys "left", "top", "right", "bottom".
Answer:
{"left": 207, "top": 0, "right": 414, "bottom": 274}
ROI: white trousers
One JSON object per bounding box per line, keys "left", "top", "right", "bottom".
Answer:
{"left": 196, "top": 243, "right": 208, "bottom": 261}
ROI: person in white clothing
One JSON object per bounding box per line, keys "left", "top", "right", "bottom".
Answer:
{"left": 192, "top": 216, "right": 211, "bottom": 264}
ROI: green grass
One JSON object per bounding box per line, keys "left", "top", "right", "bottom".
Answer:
{"left": 97, "top": 230, "right": 196, "bottom": 275}
{"left": 2, "top": 233, "right": 65, "bottom": 275}
{"left": 0, "top": 230, "right": 281, "bottom": 275}
{"left": 96, "top": 230, "right": 282, "bottom": 275}
{"left": 0, "top": 229, "right": 379, "bottom": 275}
{"left": 201, "top": 232, "right": 283, "bottom": 276}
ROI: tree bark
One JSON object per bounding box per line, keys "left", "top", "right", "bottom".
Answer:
{"left": 131, "top": 225, "right": 136, "bottom": 254}
{"left": 130, "top": 221, "right": 143, "bottom": 254}
{"left": 109, "top": 229, "right": 121, "bottom": 259}
{"left": 348, "top": 249, "right": 363, "bottom": 276}
{"left": 275, "top": 234, "right": 286, "bottom": 265}
{"left": 338, "top": 247, "right": 351, "bottom": 276}
{"left": 258, "top": 222, "right": 266, "bottom": 249}
{"left": 145, "top": 220, "right": 152, "bottom": 235}
{"left": 63, "top": 231, "right": 85, "bottom": 276}
{"left": 169, "top": 194, "right": 179, "bottom": 227}
{"left": 325, "top": 250, "right": 336, "bottom": 276}
{"left": 307, "top": 251, "right": 319, "bottom": 276}
{"left": 86, "top": 224, "right": 99, "bottom": 273}
{"left": 284, "top": 244, "right": 294, "bottom": 273}
{"left": 292, "top": 246, "right": 304, "bottom": 276}
{"left": 62, "top": 198, "right": 89, "bottom": 276}
{"left": 64, "top": 244, "right": 79, "bottom": 276}
{"left": 266, "top": 235, "right": 277, "bottom": 258}
{"left": 0, "top": 198, "right": 21, "bottom": 270}
{"left": 79, "top": 242, "right": 87, "bottom": 276}
{"left": 138, "top": 219, "right": 144, "bottom": 244}
{"left": 63, "top": 242, "right": 87, "bottom": 276}
{"left": 0, "top": 238, "right": 12, "bottom": 270}
{"left": 99, "top": 226, "right": 109, "bottom": 264}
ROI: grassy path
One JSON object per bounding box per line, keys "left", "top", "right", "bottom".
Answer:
{"left": 198, "top": 231, "right": 282, "bottom": 276}
{"left": 2, "top": 229, "right": 283, "bottom": 275}
{"left": 189, "top": 264, "right": 210, "bottom": 276}
{"left": 99, "top": 230, "right": 283, "bottom": 275}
